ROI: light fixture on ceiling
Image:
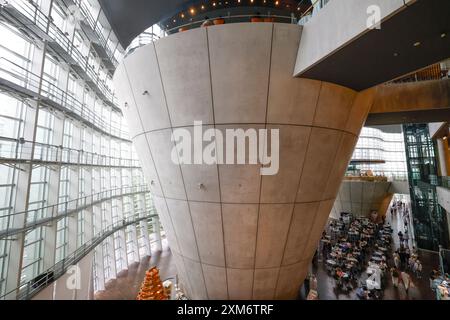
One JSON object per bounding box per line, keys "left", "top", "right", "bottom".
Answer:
{"left": 413, "top": 41, "right": 421, "bottom": 47}
{"left": 441, "top": 33, "right": 447, "bottom": 38}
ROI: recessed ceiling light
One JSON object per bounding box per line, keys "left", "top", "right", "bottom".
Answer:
{"left": 393, "top": 52, "right": 399, "bottom": 57}
{"left": 441, "top": 33, "right": 447, "bottom": 38}
{"left": 413, "top": 41, "right": 421, "bottom": 47}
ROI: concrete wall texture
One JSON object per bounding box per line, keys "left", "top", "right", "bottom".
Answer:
{"left": 330, "top": 180, "right": 392, "bottom": 219}
{"left": 114, "top": 23, "right": 375, "bottom": 300}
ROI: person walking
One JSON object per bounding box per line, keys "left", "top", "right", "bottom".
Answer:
{"left": 391, "top": 267, "right": 400, "bottom": 288}
{"left": 398, "top": 231, "right": 404, "bottom": 244}
{"left": 303, "top": 274, "right": 311, "bottom": 297}
{"left": 401, "top": 271, "right": 413, "bottom": 293}
{"left": 394, "top": 252, "right": 401, "bottom": 269}
{"left": 415, "top": 260, "right": 423, "bottom": 279}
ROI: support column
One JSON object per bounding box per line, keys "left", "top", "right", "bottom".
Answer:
{"left": 437, "top": 138, "right": 448, "bottom": 176}
{"left": 67, "top": 124, "right": 81, "bottom": 255}
{"left": 442, "top": 137, "right": 450, "bottom": 176}
{"left": 83, "top": 130, "right": 94, "bottom": 243}
{"left": 4, "top": 25, "right": 50, "bottom": 298}
{"left": 42, "top": 115, "right": 64, "bottom": 269}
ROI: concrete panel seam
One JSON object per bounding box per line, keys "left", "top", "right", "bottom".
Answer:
{"left": 206, "top": 26, "right": 230, "bottom": 299}
{"left": 131, "top": 122, "right": 359, "bottom": 141}
{"left": 251, "top": 23, "right": 274, "bottom": 300}
{"left": 154, "top": 40, "right": 209, "bottom": 299}
{"left": 273, "top": 80, "right": 323, "bottom": 295}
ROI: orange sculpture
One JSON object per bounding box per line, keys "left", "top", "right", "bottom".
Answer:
{"left": 136, "top": 267, "right": 169, "bottom": 300}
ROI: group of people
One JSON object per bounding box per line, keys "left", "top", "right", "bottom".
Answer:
{"left": 387, "top": 200, "right": 422, "bottom": 295}
{"left": 392, "top": 246, "right": 422, "bottom": 278}
{"left": 320, "top": 213, "right": 392, "bottom": 299}
{"left": 429, "top": 269, "right": 450, "bottom": 299}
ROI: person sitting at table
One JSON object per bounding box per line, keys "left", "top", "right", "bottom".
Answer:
{"left": 356, "top": 286, "right": 369, "bottom": 300}
{"left": 335, "top": 267, "right": 344, "bottom": 279}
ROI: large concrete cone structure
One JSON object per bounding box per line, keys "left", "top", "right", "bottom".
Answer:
{"left": 114, "top": 23, "right": 375, "bottom": 299}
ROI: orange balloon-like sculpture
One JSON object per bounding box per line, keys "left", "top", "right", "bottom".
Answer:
{"left": 136, "top": 267, "right": 169, "bottom": 300}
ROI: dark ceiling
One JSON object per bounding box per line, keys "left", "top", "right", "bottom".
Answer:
{"left": 99, "top": 0, "right": 308, "bottom": 48}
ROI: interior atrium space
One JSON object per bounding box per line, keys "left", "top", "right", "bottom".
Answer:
{"left": 0, "top": 0, "right": 450, "bottom": 309}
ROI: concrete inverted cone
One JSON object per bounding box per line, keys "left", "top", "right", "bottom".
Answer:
{"left": 114, "top": 23, "right": 375, "bottom": 299}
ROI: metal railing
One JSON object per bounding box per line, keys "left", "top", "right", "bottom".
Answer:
{"left": 0, "top": 0, "right": 119, "bottom": 107}
{"left": 125, "top": 0, "right": 332, "bottom": 56}
{"left": 297, "top": 0, "right": 331, "bottom": 25}
{"left": 0, "top": 184, "right": 150, "bottom": 239}
{"left": 0, "top": 57, "right": 129, "bottom": 141}
{"left": 429, "top": 175, "right": 450, "bottom": 189}
{"left": 0, "top": 137, "right": 141, "bottom": 168}
{"left": 74, "top": 0, "right": 119, "bottom": 67}
{"left": 0, "top": 211, "right": 157, "bottom": 300}
{"left": 125, "top": 13, "right": 296, "bottom": 57}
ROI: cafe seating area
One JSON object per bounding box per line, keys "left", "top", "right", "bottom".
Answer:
{"left": 321, "top": 213, "right": 393, "bottom": 300}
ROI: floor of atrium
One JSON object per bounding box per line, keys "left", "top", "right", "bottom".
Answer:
{"left": 95, "top": 201, "right": 441, "bottom": 300}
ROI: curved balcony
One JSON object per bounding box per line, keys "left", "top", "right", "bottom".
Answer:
{"left": 0, "top": 58, "right": 129, "bottom": 142}
{"left": 0, "top": 137, "right": 141, "bottom": 169}
{"left": 0, "top": 185, "right": 150, "bottom": 240}
{"left": 125, "top": 13, "right": 296, "bottom": 57}
{"left": 0, "top": 211, "right": 157, "bottom": 300}
{"left": 74, "top": 0, "right": 120, "bottom": 70}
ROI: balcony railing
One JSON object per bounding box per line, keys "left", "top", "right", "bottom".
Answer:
{"left": 0, "top": 57, "right": 129, "bottom": 141}
{"left": 429, "top": 175, "right": 450, "bottom": 189}
{"left": 297, "top": 0, "right": 331, "bottom": 25}
{"left": 0, "top": 210, "right": 157, "bottom": 300}
{"left": 74, "top": 0, "right": 119, "bottom": 67}
{"left": 0, "top": 0, "right": 119, "bottom": 107}
{"left": 0, "top": 137, "right": 141, "bottom": 168}
{"left": 125, "top": 13, "right": 296, "bottom": 57}
{"left": 0, "top": 184, "right": 150, "bottom": 239}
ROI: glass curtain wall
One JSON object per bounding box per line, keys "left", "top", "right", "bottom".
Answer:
{"left": 0, "top": 0, "right": 162, "bottom": 299}
{"left": 349, "top": 126, "right": 408, "bottom": 180}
